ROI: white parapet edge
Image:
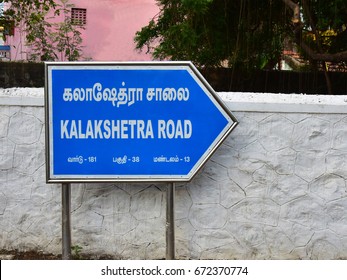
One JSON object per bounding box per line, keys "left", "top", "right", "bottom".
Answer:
{"left": 0, "top": 88, "right": 44, "bottom": 107}
{"left": 1, "top": 88, "right": 347, "bottom": 113}
{"left": 218, "top": 92, "right": 347, "bottom": 114}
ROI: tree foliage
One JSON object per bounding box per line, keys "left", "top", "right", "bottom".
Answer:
{"left": 135, "top": 0, "right": 347, "bottom": 71}
{"left": 1, "top": 0, "right": 84, "bottom": 61}
{"left": 285, "top": 0, "right": 347, "bottom": 64}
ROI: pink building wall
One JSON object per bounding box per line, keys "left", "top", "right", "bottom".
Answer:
{"left": 5, "top": 0, "right": 159, "bottom": 61}
{"left": 71, "top": 0, "right": 159, "bottom": 61}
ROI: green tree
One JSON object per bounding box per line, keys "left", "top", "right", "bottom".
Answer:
{"left": 283, "top": 0, "right": 347, "bottom": 93}
{"left": 1, "top": 0, "right": 84, "bottom": 61}
{"left": 135, "top": 0, "right": 347, "bottom": 72}
{"left": 283, "top": 0, "right": 347, "bottom": 63}
{"left": 50, "top": 0, "right": 84, "bottom": 61}
{"left": 0, "top": 0, "right": 57, "bottom": 41}
{"left": 136, "top": 0, "right": 287, "bottom": 70}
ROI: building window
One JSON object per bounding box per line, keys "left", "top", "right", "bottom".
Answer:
{"left": 71, "top": 8, "right": 87, "bottom": 25}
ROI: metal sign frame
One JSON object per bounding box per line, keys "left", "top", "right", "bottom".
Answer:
{"left": 45, "top": 61, "right": 237, "bottom": 183}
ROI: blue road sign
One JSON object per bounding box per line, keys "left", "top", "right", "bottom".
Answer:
{"left": 45, "top": 62, "right": 237, "bottom": 182}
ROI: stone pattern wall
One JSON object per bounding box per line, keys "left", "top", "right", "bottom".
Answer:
{"left": 178, "top": 111, "right": 347, "bottom": 259}
{"left": 0, "top": 90, "right": 347, "bottom": 259}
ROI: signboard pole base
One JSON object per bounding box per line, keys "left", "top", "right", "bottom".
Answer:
{"left": 166, "top": 182, "right": 175, "bottom": 260}
{"left": 62, "top": 183, "right": 72, "bottom": 260}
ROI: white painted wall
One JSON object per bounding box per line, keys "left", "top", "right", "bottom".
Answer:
{"left": 1, "top": 88, "right": 347, "bottom": 259}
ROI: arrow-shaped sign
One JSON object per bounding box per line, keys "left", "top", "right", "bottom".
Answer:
{"left": 45, "top": 61, "right": 238, "bottom": 182}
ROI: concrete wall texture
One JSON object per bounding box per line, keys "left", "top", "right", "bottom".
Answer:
{"left": 1, "top": 88, "right": 347, "bottom": 259}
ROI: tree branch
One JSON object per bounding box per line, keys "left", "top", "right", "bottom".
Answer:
{"left": 301, "top": 0, "right": 332, "bottom": 95}
{"left": 283, "top": 0, "right": 347, "bottom": 63}
{"left": 299, "top": 42, "right": 347, "bottom": 62}
{"left": 282, "top": 0, "right": 300, "bottom": 23}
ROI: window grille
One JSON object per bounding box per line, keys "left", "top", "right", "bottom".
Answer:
{"left": 71, "top": 8, "right": 87, "bottom": 25}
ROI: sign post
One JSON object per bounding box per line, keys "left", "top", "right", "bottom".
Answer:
{"left": 45, "top": 61, "right": 238, "bottom": 259}
{"left": 61, "top": 183, "right": 71, "bottom": 260}
{"left": 166, "top": 182, "right": 175, "bottom": 260}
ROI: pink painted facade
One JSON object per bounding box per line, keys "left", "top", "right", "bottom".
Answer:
{"left": 3, "top": 0, "right": 159, "bottom": 61}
